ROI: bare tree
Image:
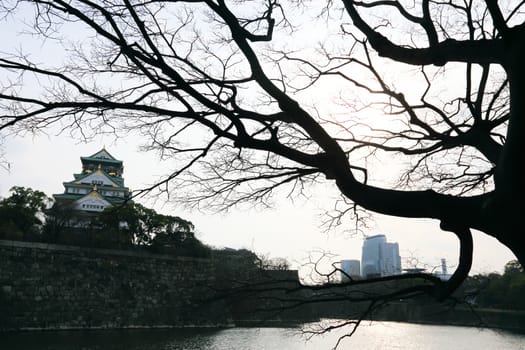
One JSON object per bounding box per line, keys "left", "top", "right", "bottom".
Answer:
{"left": 0, "top": 0, "right": 523, "bottom": 309}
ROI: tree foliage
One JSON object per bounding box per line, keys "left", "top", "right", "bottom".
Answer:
{"left": 0, "top": 186, "right": 49, "bottom": 241}
{"left": 466, "top": 260, "right": 525, "bottom": 310}
{"left": 45, "top": 200, "right": 209, "bottom": 255}
{"left": 0, "top": 185, "right": 207, "bottom": 256}
{"left": 257, "top": 254, "right": 291, "bottom": 271}
{"left": 1, "top": 0, "right": 524, "bottom": 307}
{"left": 97, "top": 202, "right": 209, "bottom": 256}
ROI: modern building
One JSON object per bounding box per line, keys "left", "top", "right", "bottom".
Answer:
{"left": 361, "top": 234, "right": 401, "bottom": 278}
{"left": 52, "top": 148, "right": 131, "bottom": 216}
{"left": 340, "top": 259, "right": 361, "bottom": 282}
{"left": 434, "top": 258, "right": 452, "bottom": 281}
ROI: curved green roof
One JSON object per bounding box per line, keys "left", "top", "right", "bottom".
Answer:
{"left": 81, "top": 156, "right": 122, "bottom": 164}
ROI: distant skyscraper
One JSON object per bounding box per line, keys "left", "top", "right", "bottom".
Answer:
{"left": 361, "top": 234, "right": 401, "bottom": 278}
{"left": 435, "top": 258, "right": 452, "bottom": 281}
{"left": 441, "top": 258, "right": 448, "bottom": 275}
{"left": 340, "top": 259, "right": 361, "bottom": 282}
{"left": 382, "top": 242, "right": 401, "bottom": 276}
{"left": 361, "top": 235, "right": 385, "bottom": 277}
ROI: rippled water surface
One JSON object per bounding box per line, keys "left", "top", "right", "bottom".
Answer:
{"left": 2, "top": 322, "right": 524, "bottom": 350}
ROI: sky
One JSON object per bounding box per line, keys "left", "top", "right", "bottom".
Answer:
{"left": 0, "top": 1, "right": 517, "bottom": 276}
{"left": 0, "top": 133, "right": 516, "bottom": 275}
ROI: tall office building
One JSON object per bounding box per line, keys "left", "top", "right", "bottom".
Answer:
{"left": 434, "top": 258, "right": 452, "bottom": 280}
{"left": 361, "top": 234, "right": 401, "bottom": 278}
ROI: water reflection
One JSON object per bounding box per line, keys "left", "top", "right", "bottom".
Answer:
{"left": 2, "top": 322, "right": 524, "bottom": 350}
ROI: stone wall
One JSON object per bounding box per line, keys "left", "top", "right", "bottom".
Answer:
{"left": 0, "top": 240, "right": 230, "bottom": 330}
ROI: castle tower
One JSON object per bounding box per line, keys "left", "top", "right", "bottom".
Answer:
{"left": 53, "top": 148, "right": 131, "bottom": 213}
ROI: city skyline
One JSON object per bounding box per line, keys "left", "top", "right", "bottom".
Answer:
{"left": 359, "top": 234, "right": 401, "bottom": 278}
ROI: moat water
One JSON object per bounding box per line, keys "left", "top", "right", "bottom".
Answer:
{"left": 2, "top": 321, "right": 524, "bottom": 349}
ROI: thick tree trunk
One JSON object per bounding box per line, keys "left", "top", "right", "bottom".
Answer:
{"left": 340, "top": 1, "right": 524, "bottom": 268}
{"left": 492, "top": 28, "right": 525, "bottom": 267}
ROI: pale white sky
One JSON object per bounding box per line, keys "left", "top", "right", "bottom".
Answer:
{"left": 0, "top": 134, "right": 515, "bottom": 274}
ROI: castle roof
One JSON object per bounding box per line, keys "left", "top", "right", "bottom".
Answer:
{"left": 81, "top": 147, "right": 123, "bottom": 165}
{"left": 66, "top": 168, "right": 127, "bottom": 189}
{"left": 53, "top": 148, "right": 131, "bottom": 211}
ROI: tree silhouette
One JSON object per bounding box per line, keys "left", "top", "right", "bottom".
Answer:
{"left": 0, "top": 186, "right": 49, "bottom": 241}
{"left": 0, "top": 1, "right": 523, "bottom": 305}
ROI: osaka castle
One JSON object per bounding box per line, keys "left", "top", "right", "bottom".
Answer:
{"left": 53, "top": 148, "right": 131, "bottom": 213}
